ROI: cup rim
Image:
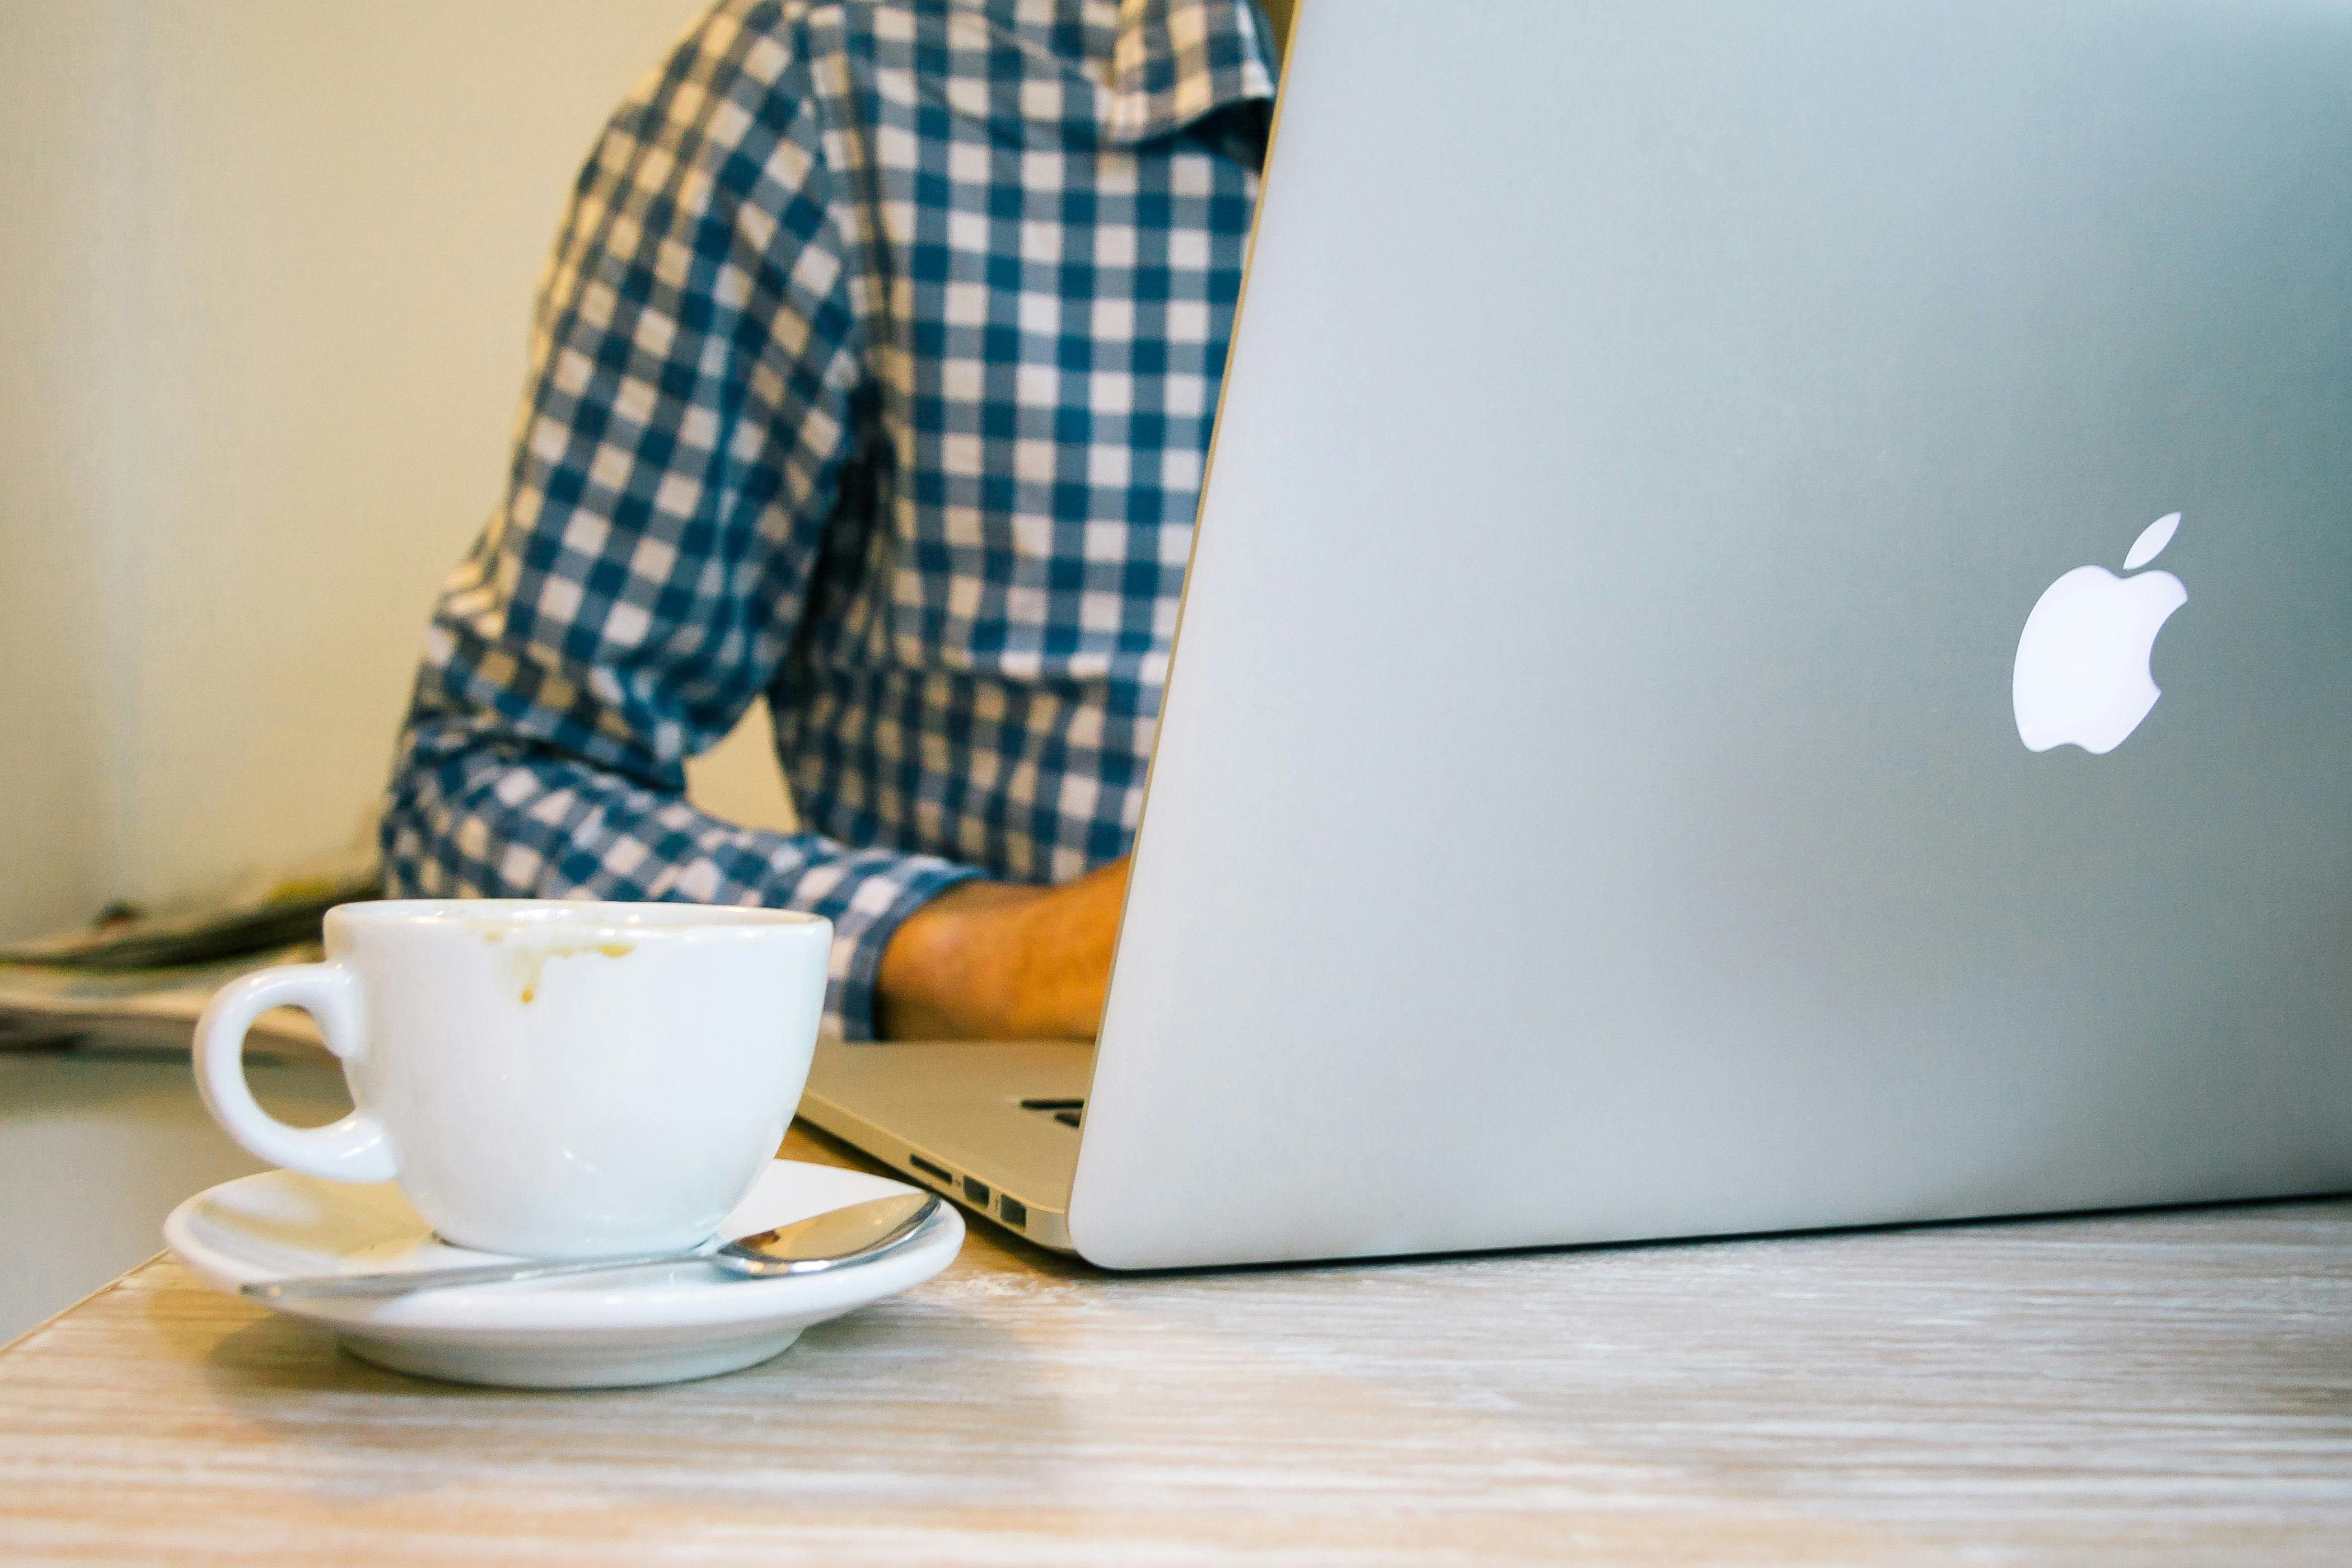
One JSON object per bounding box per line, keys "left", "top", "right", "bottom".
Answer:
{"left": 328, "top": 898, "right": 830, "bottom": 941}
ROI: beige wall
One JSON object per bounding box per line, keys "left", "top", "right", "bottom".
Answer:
{"left": 0, "top": 0, "right": 793, "bottom": 940}
{"left": 0, "top": 6, "right": 124, "bottom": 940}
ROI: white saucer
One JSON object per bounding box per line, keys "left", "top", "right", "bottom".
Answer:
{"left": 164, "top": 1159, "right": 964, "bottom": 1389}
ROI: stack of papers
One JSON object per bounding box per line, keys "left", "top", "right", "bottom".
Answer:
{"left": 0, "top": 869, "right": 377, "bottom": 1059}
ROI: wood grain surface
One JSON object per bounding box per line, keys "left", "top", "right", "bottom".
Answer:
{"left": 1, "top": 1124, "right": 2345, "bottom": 1566}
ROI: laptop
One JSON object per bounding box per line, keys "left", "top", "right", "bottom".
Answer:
{"left": 801, "top": 0, "right": 2352, "bottom": 1269}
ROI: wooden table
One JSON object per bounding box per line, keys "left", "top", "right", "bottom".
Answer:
{"left": 2, "top": 1125, "right": 2346, "bottom": 1565}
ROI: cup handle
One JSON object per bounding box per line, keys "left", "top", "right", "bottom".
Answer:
{"left": 194, "top": 962, "right": 398, "bottom": 1183}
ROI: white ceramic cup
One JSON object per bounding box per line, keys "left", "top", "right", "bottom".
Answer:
{"left": 194, "top": 899, "right": 832, "bottom": 1259}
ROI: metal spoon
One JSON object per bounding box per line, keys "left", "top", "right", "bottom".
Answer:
{"left": 243, "top": 1191, "right": 941, "bottom": 1300}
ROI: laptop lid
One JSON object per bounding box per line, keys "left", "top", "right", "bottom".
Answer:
{"left": 1067, "top": 0, "right": 2352, "bottom": 1268}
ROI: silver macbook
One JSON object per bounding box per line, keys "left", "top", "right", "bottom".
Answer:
{"left": 801, "top": 0, "right": 2352, "bottom": 1268}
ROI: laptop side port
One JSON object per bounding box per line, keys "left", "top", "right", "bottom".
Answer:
{"left": 908, "top": 1153, "right": 953, "bottom": 1187}
{"left": 962, "top": 1176, "right": 991, "bottom": 1206}
{"left": 999, "top": 1195, "right": 1028, "bottom": 1229}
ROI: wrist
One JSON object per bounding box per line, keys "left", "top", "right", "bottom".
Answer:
{"left": 874, "top": 879, "right": 1035, "bottom": 1039}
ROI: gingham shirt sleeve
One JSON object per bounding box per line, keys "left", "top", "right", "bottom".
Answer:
{"left": 381, "top": 14, "right": 974, "bottom": 1040}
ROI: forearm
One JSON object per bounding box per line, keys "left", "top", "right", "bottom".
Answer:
{"left": 874, "top": 858, "right": 1129, "bottom": 1041}
{"left": 384, "top": 715, "right": 974, "bottom": 1040}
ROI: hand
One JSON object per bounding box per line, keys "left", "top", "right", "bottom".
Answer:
{"left": 875, "top": 857, "right": 1130, "bottom": 1040}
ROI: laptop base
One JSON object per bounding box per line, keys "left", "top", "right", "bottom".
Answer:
{"left": 799, "top": 1040, "right": 1090, "bottom": 1252}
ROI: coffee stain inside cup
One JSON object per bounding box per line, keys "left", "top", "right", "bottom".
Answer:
{"left": 518, "top": 942, "right": 634, "bottom": 1004}
{"left": 475, "top": 927, "right": 635, "bottom": 1004}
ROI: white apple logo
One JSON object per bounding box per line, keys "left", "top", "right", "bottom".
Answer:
{"left": 2012, "top": 512, "right": 2189, "bottom": 755}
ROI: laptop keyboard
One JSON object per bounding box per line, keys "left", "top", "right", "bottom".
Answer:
{"left": 1020, "top": 1097, "right": 1085, "bottom": 1129}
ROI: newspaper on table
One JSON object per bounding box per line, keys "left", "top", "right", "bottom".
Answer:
{"left": 0, "top": 943, "right": 326, "bottom": 1056}
{"left": 0, "top": 866, "right": 376, "bottom": 1059}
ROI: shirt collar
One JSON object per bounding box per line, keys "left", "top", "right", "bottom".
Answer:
{"left": 1104, "top": 0, "right": 1277, "bottom": 144}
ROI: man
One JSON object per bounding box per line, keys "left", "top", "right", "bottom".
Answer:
{"left": 384, "top": 0, "right": 1292, "bottom": 1040}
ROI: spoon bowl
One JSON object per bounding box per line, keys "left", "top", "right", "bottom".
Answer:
{"left": 710, "top": 1191, "right": 941, "bottom": 1276}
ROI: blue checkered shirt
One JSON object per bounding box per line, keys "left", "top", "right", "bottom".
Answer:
{"left": 382, "top": 0, "right": 1275, "bottom": 1038}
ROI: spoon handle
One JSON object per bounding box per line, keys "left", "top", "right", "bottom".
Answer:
{"left": 244, "top": 1245, "right": 717, "bottom": 1300}
{"left": 242, "top": 1191, "right": 942, "bottom": 1300}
